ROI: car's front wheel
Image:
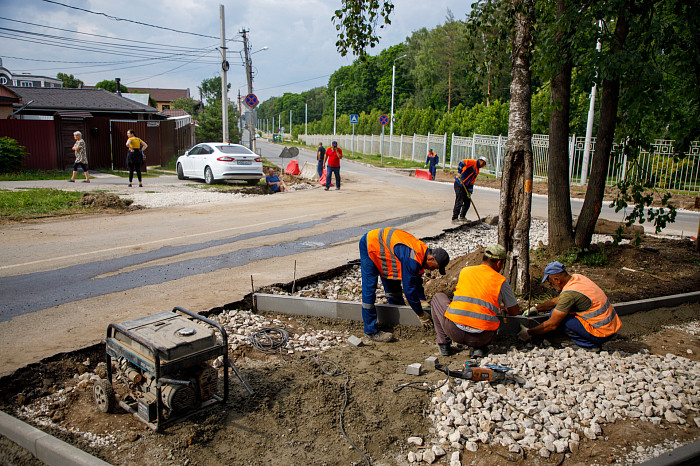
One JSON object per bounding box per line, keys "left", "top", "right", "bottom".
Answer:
{"left": 177, "top": 163, "right": 185, "bottom": 180}
{"left": 204, "top": 166, "right": 215, "bottom": 185}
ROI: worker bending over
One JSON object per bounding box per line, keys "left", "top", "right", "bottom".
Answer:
{"left": 453, "top": 156, "right": 487, "bottom": 224}
{"left": 519, "top": 261, "right": 622, "bottom": 350}
{"left": 431, "top": 244, "right": 521, "bottom": 357}
{"left": 360, "top": 228, "right": 450, "bottom": 342}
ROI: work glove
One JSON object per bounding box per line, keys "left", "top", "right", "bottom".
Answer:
{"left": 417, "top": 312, "right": 434, "bottom": 330}
{"left": 518, "top": 324, "right": 531, "bottom": 341}
{"left": 522, "top": 306, "right": 538, "bottom": 317}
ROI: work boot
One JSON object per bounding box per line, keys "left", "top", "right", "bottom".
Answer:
{"left": 367, "top": 331, "right": 394, "bottom": 342}
{"left": 458, "top": 217, "right": 468, "bottom": 223}
{"left": 451, "top": 219, "right": 461, "bottom": 225}
{"left": 438, "top": 344, "right": 453, "bottom": 356}
{"left": 471, "top": 346, "right": 489, "bottom": 358}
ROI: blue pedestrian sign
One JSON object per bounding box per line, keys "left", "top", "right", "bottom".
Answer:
{"left": 379, "top": 114, "right": 389, "bottom": 125}
{"left": 245, "top": 93, "right": 259, "bottom": 108}
{"left": 350, "top": 114, "right": 359, "bottom": 124}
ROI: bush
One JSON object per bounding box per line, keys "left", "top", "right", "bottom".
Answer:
{"left": 0, "top": 137, "right": 28, "bottom": 173}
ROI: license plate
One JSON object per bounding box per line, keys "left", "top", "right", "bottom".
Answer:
{"left": 237, "top": 160, "right": 252, "bottom": 165}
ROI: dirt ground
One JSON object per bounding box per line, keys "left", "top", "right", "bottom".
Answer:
{"left": 1, "top": 234, "right": 699, "bottom": 465}
{"left": 432, "top": 170, "right": 700, "bottom": 212}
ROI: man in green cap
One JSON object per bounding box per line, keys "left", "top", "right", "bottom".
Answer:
{"left": 430, "top": 244, "right": 521, "bottom": 357}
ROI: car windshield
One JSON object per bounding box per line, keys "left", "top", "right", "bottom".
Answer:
{"left": 216, "top": 145, "right": 254, "bottom": 155}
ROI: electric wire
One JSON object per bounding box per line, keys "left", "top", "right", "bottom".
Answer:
{"left": 39, "top": 0, "right": 222, "bottom": 40}
{"left": 313, "top": 357, "right": 371, "bottom": 466}
{"left": 247, "top": 327, "right": 290, "bottom": 354}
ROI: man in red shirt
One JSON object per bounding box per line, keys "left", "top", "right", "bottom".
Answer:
{"left": 324, "top": 141, "right": 343, "bottom": 190}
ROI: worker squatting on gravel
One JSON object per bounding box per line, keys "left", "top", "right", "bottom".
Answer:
{"left": 359, "top": 228, "right": 450, "bottom": 342}
{"left": 518, "top": 260, "right": 622, "bottom": 350}
{"left": 430, "top": 244, "right": 522, "bottom": 358}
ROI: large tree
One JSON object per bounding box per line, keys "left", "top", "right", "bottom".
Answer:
{"left": 57, "top": 72, "right": 83, "bottom": 88}
{"left": 94, "top": 79, "right": 127, "bottom": 93}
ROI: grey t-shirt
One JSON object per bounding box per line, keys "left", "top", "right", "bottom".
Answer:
{"left": 455, "top": 280, "right": 518, "bottom": 333}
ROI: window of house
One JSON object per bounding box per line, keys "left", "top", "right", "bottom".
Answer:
{"left": 20, "top": 81, "right": 33, "bottom": 87}
{"left": 162, "top": 105, "right": 170, "bottom": 110}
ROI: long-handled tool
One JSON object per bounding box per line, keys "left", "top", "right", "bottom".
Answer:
{"left": 461, "top": 183, "right": 482, "bottom": 223}
{"left": 435, "top": 361, "right": 510, "bottom": 383}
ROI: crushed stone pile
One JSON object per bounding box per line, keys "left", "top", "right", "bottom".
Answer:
{"left": 403, "top": 346, "right": 700, "bottom": 464}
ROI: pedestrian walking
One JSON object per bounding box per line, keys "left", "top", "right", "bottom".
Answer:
{"left": 316, "top": 142, "right": 326, "bottom": 178}
{"left": 125, "top": 129, "right": 148, "bottom": 188}
{"left": 359, "top": 227, "right": 450, "bottom": 342}
{"left": 424, "top": 148, "right": 439, "bottom": 180}
{"left": 324, "top": 141, "right": 342, "bottom": 190}
{"left": 68, "top": 131, "right": 89, "bottom": 183}
{"left": 518, "top": 261, "right": 622, "bottom": 351}
{"left": 453, "top": 156, "right": 487, "bottom": 223}
{"left": 430, "top": 244, "right": 521, "bottom": 357}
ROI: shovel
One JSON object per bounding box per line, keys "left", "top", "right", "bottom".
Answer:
{"left": 461, "top": 183, "right": 482, "bottom": 223}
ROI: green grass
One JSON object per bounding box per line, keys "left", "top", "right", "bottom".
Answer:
{"left": 0, "top": 188, "right": 88, "bottom": 218}
{"left": 0, "top": 170, "right": 90, "bottom": 181}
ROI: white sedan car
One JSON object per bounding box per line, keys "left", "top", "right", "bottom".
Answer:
{"left": 176, "top": 142, "right": 263, "bottom": 185}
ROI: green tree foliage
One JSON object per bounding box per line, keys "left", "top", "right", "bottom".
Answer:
{"left": 0, "top": 137, "right": 28, "bottom": 173}
{"left": 56, "top": 72, "right": 83, "bottom": 88}
{"left": 171, "top": 97, "right": 201, "bottom": 116}
{"left": 94, "top": 80, "right": 127, "bottom": 93}
{"left": 196, "top": 100, "right": 240, "bottom": 144}
{"left": 198, "top": 76, "right": 230, "bottom": 105}
{"left": 332, "top": 0, "right": 394, "bottom": 57}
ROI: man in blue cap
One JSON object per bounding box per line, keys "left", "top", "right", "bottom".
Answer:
{"left": 519, "top": 261, "right": 622, "bottom": 350}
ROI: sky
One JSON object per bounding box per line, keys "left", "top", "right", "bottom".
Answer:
{"left": 0, "top": 0, "right": 472, "bottom": 103}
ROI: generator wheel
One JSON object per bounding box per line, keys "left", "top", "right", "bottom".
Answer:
{"left": 94, "top": 379, "right": 116, "bottom": 413}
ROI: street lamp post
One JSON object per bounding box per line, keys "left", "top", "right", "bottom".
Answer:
{"left": 289, "top": 109, "right": 292, "bottom": 139}
{"left": 389, "top": 54, "right": 407, "bottom": 158}
{"left": 333, "top": 84, "right": 345, "bottom": 136}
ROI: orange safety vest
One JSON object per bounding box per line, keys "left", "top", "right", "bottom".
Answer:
{"left": 458, "top": 159, "right": 480, "bottom": 185}
{"left": 366, "top": 228, "right": 427, "bottom": 280}
{"left": 445, "top": 264, "right": 504, "bottom": 331}
{"left": 564, "top": 274, "right": 622, "bottom": 337}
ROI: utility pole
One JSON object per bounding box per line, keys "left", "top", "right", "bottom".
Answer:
{"left": 219, "top": 5, "right": 229, "bottom": 142}
{"left": 241, "top": 29, "right": 255, "bottom": 151}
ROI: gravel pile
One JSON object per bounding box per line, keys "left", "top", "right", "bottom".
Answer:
{"left": 401, "top": 347, "right": 700, "bottom": 464}
{"left": 212, "top": 309, "right": 350, "bottom": 354}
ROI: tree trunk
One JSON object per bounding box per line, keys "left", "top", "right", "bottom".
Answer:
{"left": 547, "top": 0, "right": 575, "bottom": 251}
{"left": 574, "top": 7, "right": 631, "bottom": 248}
{"left": 498, "top": 0, "right": 534, "bottom": 294}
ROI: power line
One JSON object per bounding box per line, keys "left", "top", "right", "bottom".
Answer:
{"left": 255, "top": 74, "right": 332, "bottom": 92}
{"left": 39, "top": 0, "right": 221, "bottom": 40}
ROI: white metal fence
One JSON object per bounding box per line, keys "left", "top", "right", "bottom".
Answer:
{"left": 300, "top": 133, "right": 700, "bottom": 193}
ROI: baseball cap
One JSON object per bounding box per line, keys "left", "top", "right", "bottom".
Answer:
{"left": 429, "top": 248, "right": 450, "bottom": 275}
{"left": 542, "top": 261, "right": 567, "bottom": 283}
{"left": 332, "top": 141, "right": 338, "bottom": 146}
{"left": 484, "top": 244, "right": 507, "bottom": 260}
{"left": 478, "top": 156, "right": 487, "bottom": 164}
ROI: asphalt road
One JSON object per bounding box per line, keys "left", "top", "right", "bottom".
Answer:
{"left": 0, "top": 138, "right": 696, "bottom": 375}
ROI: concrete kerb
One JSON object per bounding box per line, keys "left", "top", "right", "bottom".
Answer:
{"left": 637, "top": 438, "right": 700, "bottom": 466}
{"left": 0, "top": 410, "right": 111, "bottom": 466}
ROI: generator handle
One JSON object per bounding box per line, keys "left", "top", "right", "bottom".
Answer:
{"left": 171, "top": 307, "right": 230, "bottom": 403}
{"left": 158, "top": 377, "right": 191, "bottom": 387}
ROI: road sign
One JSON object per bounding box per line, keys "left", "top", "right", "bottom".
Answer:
{"left": 379, "top": 114, "right": 389, "bottom": 125}
{"left": 245, "top": 93, "right": 259, "bottom": 108}
{"left": 350, "top": 114, "right": 359, "bottom": 124}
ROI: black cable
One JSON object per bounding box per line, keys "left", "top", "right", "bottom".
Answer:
{"left": 247, "top": 327, "right": 289, "bottom": 354}
{"left": 39, "top": 0, "right": 221, "bottom": 39}
{"left": 313, "top": 357, "right": 370, "bottom": 466}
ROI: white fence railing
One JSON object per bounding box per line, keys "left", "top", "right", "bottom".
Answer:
{"left": 299, "top": 133, "right": 700, "bottom": 193}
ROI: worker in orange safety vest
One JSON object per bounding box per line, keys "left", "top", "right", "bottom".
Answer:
{"left": 453, "top": 156, "right": 487, "bottom": 224}
{"left": 360, "top": 228, "right": 450, "bottom": 342}
{"left": 519, "top": 261, "right": 622, "bottom": 351}
{"left": 430, "top": 244, "right": 521, "bottom": 357}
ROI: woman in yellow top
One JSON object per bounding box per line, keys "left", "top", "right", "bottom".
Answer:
{"left": 125, "top": 129, "right": 148, "bottom": 187}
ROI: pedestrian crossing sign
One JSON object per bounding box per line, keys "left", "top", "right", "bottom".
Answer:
{"left": 350, "top": 114, "right": 359, "bottom": 124}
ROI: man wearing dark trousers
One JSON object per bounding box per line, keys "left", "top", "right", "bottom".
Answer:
{"left": 453, "top": 156, "right": 487, "bottom": 223}
{"left": 324, "top": 141, "right": 342, "bottom": 190}
{"left": 316, "top": 142, "right": 326, "bottom": 178}
{"left": 360, "top": 228, "right": 450, "bottom": 342}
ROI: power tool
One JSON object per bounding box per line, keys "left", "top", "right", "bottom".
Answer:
{"left": 435, "top": 361, "right": 511, "bottom": 383}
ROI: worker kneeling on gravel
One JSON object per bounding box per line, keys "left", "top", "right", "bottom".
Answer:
{"left": 518, "top": 261, "right": 622, "bottom": 350}
{"left": 430, "top": 244, "right": 521, "bottom": 357}
{"left": 360, "top": 228, "right": 450, "bottom": 342}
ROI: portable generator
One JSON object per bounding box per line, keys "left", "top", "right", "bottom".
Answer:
{"left": 93, "top": 307, "right": 253, "bottom": 431}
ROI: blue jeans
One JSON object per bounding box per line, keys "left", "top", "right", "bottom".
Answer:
{"left": 317, "top": 160, "right": 323, "bottom": 178}
{"left": 326, "top": 165, "right": 340, "bottom": 189}
{"left": 553, "top": 310, "right": 614, "bottom": 348}
{"left": 428, "top": 165, "right": 436, "bottom": 180}
{"left": 360, "top": 234, "right": 405, "bottom": 335}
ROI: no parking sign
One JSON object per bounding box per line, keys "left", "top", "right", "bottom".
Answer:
{"left": 379, "top": 114, "right": 389, "bottom": 125}
{"left": 245, "top": 93, "right": 259, "bottom": 108}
